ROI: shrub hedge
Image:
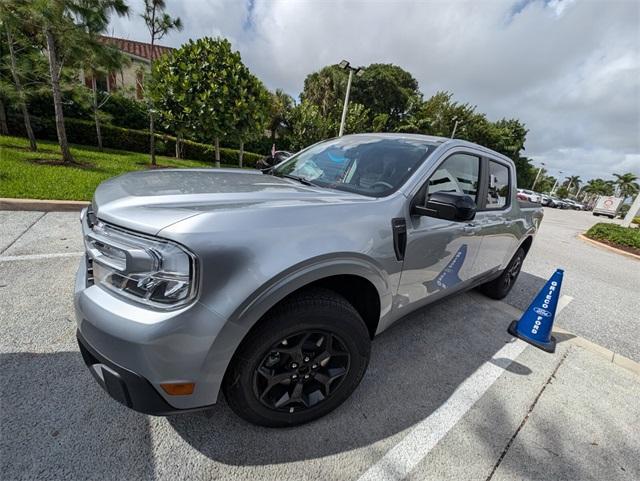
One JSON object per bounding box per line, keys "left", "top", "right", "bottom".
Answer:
{"left": 6, "top": 115, "right": 263, "bottom": 167}
{"left": 585, "top": 223, "right": 640, "bottom": 250}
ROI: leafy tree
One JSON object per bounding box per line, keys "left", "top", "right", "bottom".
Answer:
{"left": 18, "top": 0, "right": 128, "bottom": 163}
{"left": 232, "top": 72, "right": 270, "bottom": 167}
{"left": 150, "top": 37, "right": 260, "bottom": 167}
{"left": 0, "top": 3, "right": 38, "bottom": 149}
{"left": 613, "top": 172, "right": 639, "bottom": 200}
{"left": 285, "top": 100, "right": 332, "bottom": 151}
{"left": 339, "top": 102, "right": 370, "bottom": 135}
{"left": 141, "top": 0, "right": 182, "bottom": 166}
{"left": 301, "top": 65, "right": 346, "bottom": 118}
{"left": 301, "top": 63, "right": 421, "bottom": 133}
{"left": 555, "top": 186, "right": 569, "bottom": 199}
{"left": 268, "top": 89, "right": 293, "bottom": 143}
{"left": 148, "top": 51, "right": 195, "bottom": 159}
{"left": 350, "top": 63, "right": 421, "bottom": 130}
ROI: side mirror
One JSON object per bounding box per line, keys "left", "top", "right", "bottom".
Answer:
{"left": 412, "top": 192, "right": 476, "bottom": 221}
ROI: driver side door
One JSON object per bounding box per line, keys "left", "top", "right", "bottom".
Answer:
{"left": 396, "top": 152, "right": 484, "bottom": 309}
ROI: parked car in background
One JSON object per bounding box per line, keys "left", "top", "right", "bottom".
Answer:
{"left": 592, "top": 195, "right": 624, "bottom": 218}
{"left": 517, "top": 189, "right": 541, "bottom": 203}
{"left": 75, "top": 134, "right": 542, "bottom": 427}
{"left": 540, "top": 194, "right": 554, "bottom": 206}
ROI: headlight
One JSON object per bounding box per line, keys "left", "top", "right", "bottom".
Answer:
{"left": 85, "top": 220, "right": 197, "bottom": 309}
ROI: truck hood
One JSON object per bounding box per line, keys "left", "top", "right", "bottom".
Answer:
{"left": 93, "top": 169, "right": 371, "bottom": 234}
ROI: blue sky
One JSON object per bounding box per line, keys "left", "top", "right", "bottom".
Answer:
{"left": 108, "top": 0, "right": 640, "bottom": 182}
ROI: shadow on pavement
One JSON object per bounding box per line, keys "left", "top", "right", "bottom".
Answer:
{"left": 168, "top": 292, "right": 524, "bottom": 466}
{"left": 502, "top": 271, "right": 547, "bottom": 312}
{"left": 0, "top": 351, "right": 156, "bottom": 480}
{"left": 1, "top": 281, "right": 557, "bottom": 473}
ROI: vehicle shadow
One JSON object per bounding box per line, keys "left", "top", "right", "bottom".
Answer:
{"left": 0, "top": 351, "right": 156, "bottom": 480}
{"left": 502, "top": 271, "right": 547, "bottom": 312}
{"left": 168, "top": 291, "right": 528, "bottom": 466}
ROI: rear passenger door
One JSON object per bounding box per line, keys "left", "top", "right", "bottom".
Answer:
{"left": 472, "top": 158, "right": 518, "bottom": 274}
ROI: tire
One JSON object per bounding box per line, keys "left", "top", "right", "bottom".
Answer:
{"left": 478, "top": 248, "right": 525, "bottom": 300}
{"left": 223, "top": 288, "right": 371, "bottom": 427}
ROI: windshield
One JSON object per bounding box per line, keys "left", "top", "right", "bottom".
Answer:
{"left": 272, "top": 136, "right": 439, "bottom": 197}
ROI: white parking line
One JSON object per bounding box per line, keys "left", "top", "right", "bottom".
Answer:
{"left": 358, "top": 295, "right": 575, "bottom": 481}
{"left": 0, "top": 252, "right": 84, "bottom": 262}
{"left": 356, "top": 339, "right": 528, "bottom": 481}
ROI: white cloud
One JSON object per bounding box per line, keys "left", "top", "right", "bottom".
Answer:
{"left": 108, "top": 0, "right": 640, "bottom": 182}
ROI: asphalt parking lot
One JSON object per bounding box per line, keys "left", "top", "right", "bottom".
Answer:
{"left": 1, "top": 207, "right": 639, "bottom": 481}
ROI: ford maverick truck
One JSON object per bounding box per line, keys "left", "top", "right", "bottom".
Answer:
{"left": 75, "top": 133, "right": 543, "bottom": 426}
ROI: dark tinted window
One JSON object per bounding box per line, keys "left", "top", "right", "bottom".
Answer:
{"left": 273, "top": 136, "right": 438, "bottom": 197}
{"left": 427, "top": 153, "right": 480, "bottom": 200}
{"left": 486, "top": 161, "right": 510, "bottom": 209}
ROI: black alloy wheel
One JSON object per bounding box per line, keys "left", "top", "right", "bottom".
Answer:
{"left": 253, "top": 330, "right": 350, "bottom": 413}
{"left": 223, "top": 288, "right": 371, "bottom": 427}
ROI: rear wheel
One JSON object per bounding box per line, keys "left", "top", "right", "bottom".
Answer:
{"left": 479, "top": 248, "right": 525, "bottom": 300}
{"left": 223, "top": 288, "right": 371, "bottom": 427}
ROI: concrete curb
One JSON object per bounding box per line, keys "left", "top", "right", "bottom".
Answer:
{"left": 0, "top": 198, "right": 89, "bottom": 212}
{"left": 482, "top": 295, "right": 640, "bottom": 377}
{"left": 578, "top": 233, "right": 640, "bottom": 261}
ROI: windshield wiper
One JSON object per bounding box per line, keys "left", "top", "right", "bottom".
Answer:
{"left": 280, "top": 174, "right": 316, "bottom": 186}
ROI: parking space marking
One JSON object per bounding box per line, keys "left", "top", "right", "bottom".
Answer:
{"left": 0, "top": 252, "right": 84, "bottom": 262}
{"left": 556, "top": 295, "right": 574, "bottom": 314}
{"left": 0, "top": 211, "right": 46, "bottom": 255}
{"left": 356, "top": 338, "right": 528, "bottom": 481}
{"left": 358, "top": 296, "right": 575, "bottom": 481}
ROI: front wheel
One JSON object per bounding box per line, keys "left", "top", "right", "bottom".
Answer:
{"left": 223, "top": 288, "right": 371, "bottom": 427}
{"left": 478, "top": 248, "right": 525, "bottom": 300}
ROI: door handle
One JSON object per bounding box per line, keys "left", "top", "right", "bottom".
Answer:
{"left": 463, "top": 223, "right": 481, "bottom": 234}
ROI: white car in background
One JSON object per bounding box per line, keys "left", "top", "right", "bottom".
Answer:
{"left": 517, "top": 189, "right": 541, "bottom": 203}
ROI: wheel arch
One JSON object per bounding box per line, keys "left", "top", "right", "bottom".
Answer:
{"left": 201, "top": 255, "right": 391, "bottom": 401}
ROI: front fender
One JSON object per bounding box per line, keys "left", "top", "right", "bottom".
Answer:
{"left": 199, "top": 253, "right": 392, "bottom": 404}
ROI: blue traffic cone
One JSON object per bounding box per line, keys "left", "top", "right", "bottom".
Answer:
{"left": 508, "top": 269, "right": 564, "bottom": 353}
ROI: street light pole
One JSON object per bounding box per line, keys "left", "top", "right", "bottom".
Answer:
{"left": 338, "top": 68, "right": 353, "bottom": 138}
{"left": 451, "top": 117, "right": 461, "bottom": 138}
{"left": 531, "top": 162, "right": 545, "bottom": 190}
{"left": 551, "top": 171, "right": 563, "bottom": 195}
{"left": 338, "top": 60, "right": 364, "bottom": 137}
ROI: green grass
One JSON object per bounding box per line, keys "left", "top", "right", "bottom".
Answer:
{"left": 585, "top": 222, "right": 640, "bottom": 251}
{"left": 0, "top": 135, "right": 240, "bottom": 201}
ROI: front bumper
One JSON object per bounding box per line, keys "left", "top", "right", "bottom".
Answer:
{"left": 75, "top": 212, "right": 229, "bottom": 413}
{"left": 77, "top": 330, "right": 187, "bottom": 415}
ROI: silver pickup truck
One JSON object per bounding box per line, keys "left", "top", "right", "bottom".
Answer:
{"left": 75, "top": 133, "right": 543, "bottom": 426}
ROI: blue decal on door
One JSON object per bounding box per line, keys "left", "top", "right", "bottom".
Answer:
{"left": 424, "top": 244, "right": 467, "bottom": 292}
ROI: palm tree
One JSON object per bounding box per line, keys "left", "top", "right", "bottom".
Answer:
{"left": 584, "top": 179, "right": 613, "bottom": 195}
{"left": 563, "top": 175, "right": 581, "bottom": 195}
{"left": 613, "top": 172, "right": 639, "bottom": 201}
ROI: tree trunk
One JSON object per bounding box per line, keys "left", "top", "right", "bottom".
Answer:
{"left": 148, "top": 15, "right": 157, "bottom": 166}
{"left": 214, "top": 136, "right": 221, "bottom": 168}
{"left": 175, "top": 132, "right": 183, "bottom": 159}
{"left": 91, "top": 77, "right": 103, "bottom": 151}
{"left": 6, "top": 28, "right": 36, "bottom": 150}
{"left": 44, "top": 27, "right": 74, "bottom": 163}
{"left": 0, "top": 97, "right": 8, "bottom": 135}
{"left": 239, "top": 140, "right": 244, "bottom": 168}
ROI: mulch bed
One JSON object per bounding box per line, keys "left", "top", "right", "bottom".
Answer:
{"left": 585, "top": 235, "right": 640, "bottom": 257}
